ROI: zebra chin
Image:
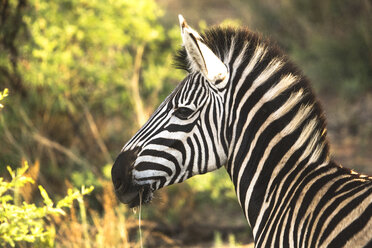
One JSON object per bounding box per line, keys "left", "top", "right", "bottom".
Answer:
{"left": 116, "top": 184, "right": 153, "bottom": 208}
{"left": 111, "top": 147, "right": 153, "bottom": 208}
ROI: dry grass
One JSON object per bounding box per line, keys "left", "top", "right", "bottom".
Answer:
{"left": 53, "top": 181, "right": 140, "bottom": 248}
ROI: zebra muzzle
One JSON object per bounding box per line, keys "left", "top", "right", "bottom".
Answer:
{"left": 111, "top": 147, "right": 152, "bottom": 207}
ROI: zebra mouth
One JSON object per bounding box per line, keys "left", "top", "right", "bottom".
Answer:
{"left": 115, "top": 184, "right": 153, "bottom": 208}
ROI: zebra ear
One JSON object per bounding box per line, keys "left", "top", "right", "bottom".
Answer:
{"left": 178, "top": 15, "right": 228, "bottom": 84}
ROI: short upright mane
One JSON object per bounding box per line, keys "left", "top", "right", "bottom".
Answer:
{"left": 175, "top": 27, "right": 281, "bottom": 71}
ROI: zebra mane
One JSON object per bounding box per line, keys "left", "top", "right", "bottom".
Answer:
{"left": 174, "top": 26, "right": 275, "bottom": 72}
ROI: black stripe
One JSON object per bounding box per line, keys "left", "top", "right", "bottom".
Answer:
{"left": 166, "top": 121, "right": 197, "bottom": 133}
{"left": 198, "top": 123, "right": 210, "bottom": 174}
{"left": 151, "top": 138, "right": 186, "bottom": 164}
{"left": 186, "top": 137, "right": 195, "bottom": 175}
{"left": 135, "top": 162, "right": 173, "bottom": 176}
{"left": 194, "top": 133, "right": 203, "bottom": 174}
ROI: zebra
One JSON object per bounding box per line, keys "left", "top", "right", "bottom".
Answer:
{"left": 111, "top": 15, "right": 372, "bottom": 247}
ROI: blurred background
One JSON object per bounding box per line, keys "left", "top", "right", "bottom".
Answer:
{"left": 0, "top": 0, "right": 371, "bottom": 247}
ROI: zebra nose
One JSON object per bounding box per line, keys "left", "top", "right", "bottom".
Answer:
{"left": 111, "top": 147, "right": 141, "bottom": 204}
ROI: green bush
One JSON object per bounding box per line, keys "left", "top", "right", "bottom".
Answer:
{"left": 0, "top": 162, "right": 94, "bottom": 247}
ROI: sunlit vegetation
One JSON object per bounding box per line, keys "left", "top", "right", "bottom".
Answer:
{"left": 0, "top": 162, "right": 93, "bottom": 247}
{"left": 0, "top": 88, "right": 8, "bottom": 109}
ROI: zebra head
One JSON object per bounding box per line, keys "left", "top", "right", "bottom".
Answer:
{"left": 111, "top": 15, "right": 230, "bottom": 207}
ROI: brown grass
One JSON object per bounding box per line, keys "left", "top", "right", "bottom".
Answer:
{"left": 53, "top": 181, "right": 141, "bottom": 248}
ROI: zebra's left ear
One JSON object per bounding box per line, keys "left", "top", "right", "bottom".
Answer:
{"left": 179, "top": 15, "right": 228, "bottom": 84}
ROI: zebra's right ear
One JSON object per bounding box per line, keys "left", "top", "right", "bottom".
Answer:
{"left": 178, "top": 15, "right": 228, "bottom": 84}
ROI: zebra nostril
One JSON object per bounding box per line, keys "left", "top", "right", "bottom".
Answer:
{"left": 111, "top": 147, "right": 141, "bottom": 192}
{"left": 113, "top": 176, "right": 123, "bottom": 190}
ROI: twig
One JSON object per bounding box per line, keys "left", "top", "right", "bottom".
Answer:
{"left": 32, "top": 132, "right": 97, "bottom": 174}
{"left": 0, "top": 115, "right": 30, "bottom": 161}
{"left": 130, "top": 44, "right": 148, "bottom": 127}
{"left": 82, "top": 104, "right": 113, "bottom": 165}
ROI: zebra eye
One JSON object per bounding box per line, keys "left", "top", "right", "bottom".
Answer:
{"left": 174, "top": 107, "right": 194, "bottom": 120}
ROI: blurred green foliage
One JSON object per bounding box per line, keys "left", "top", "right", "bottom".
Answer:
{"left": 0, "top": 162, "right": 93, "bottom": 247}
{"left": 245, "top": 0, "right": 372, "bottom": 98}
{"left": 187, "top": 169, "right": 236, "bottom": 204}
{"left": 19, "top": 0, "right": 180, "bottom": 104}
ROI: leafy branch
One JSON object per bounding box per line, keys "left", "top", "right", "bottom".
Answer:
{"left": 0, "top": 162, "right": 94, "bottom": 247}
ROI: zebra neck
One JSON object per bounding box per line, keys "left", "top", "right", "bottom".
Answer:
{"left": 219, "top": 33, "right": 332, "bottom": 237}
{"left": 225, "top": 106, "right": 334, "bottom": 239}
{"left": 223, "top": 73, "right": 330, "bottom": 235}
